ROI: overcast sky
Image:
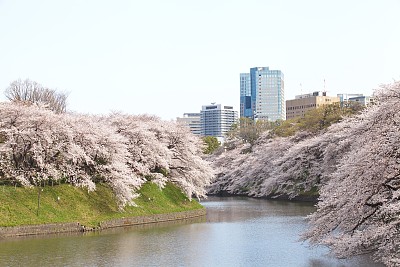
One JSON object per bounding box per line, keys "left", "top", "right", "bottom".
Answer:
{"left": 0, "top": 0, "right": 399, "bottom": 120}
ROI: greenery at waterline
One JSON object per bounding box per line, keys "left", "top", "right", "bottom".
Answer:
{"left": 0, "top": 182, "right": 203, "bottom": 227}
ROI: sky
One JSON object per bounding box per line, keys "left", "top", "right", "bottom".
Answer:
{"left": 0, "top": 0, "right": 399, "bottom": 120}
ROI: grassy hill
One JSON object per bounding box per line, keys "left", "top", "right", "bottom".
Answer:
{"left": 0, "top": 182, "right": 203, "bottom": 227}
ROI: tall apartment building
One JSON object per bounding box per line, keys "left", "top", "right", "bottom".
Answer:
{"left": 200, "top": 103, "right": 238, "bottom": 142}
{"left": 176, "top": 113, "right": 201, "bottom": 135}
{"left": 240, "top": 67, "right": 285, "bottom": 121}
{"left": 286, "top": 91, "right": 340, "bottom": 120}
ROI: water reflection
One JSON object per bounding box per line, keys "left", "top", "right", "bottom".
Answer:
{"left": 0, "top": 197, "right": 383, "bottom": 267}
{"left": 203, "top": 196, "right": 316, "bottom": 223}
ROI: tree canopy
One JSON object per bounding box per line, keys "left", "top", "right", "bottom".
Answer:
{"left": 202, "top": 136, "right": 220, "bottom": 154}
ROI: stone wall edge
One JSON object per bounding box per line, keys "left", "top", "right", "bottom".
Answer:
{"left": 0, "top": 208, "right": 206, "bottom": 238}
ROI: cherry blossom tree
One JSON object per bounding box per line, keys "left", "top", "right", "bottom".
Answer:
{"left": 208, "top": 81, "right": 400, "bottom": 265}
{"left": 0, "top": 102, "right": 213, "bottom": 207}
{"left": 208, "top": 129, "right": 345, "bottom": 199}
{"left": 208, "top": 105, "right": 363, "bottom": 200}
{"left": 105, "top": 113, "right": 213, "bottom": 200}
{"left": 304, "top": 82, "right": 400, "bottom": 266}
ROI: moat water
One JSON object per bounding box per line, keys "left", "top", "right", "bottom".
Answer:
{"left": 0, "top": 197, "right": 383, "bottom": 267}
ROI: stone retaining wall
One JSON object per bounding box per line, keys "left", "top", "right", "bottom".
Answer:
{"left": 0, "top": 222, "right": 83, "bottom": 237}
{"left": 0, "top": 209, "right": 206, "bottom": 238}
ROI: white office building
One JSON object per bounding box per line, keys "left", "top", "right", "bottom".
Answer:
{"left": 200, "top": 103, "right": 238, "bottom": 142}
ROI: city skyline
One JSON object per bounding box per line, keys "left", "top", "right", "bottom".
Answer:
{"left": 0, "top": 0, "right": 399, "bottom": 120}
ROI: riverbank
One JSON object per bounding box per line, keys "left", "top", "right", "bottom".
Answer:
{"left": 0, "top": 181, "right": 204, "bottom": 236}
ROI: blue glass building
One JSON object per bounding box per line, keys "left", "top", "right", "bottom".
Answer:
{"left": 240, "top": 73, "right": 252, "bottom": 118}
{"left": 240, "top": 67, "right": 285, "bottom": 121}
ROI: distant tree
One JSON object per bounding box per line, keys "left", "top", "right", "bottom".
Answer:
{"left": 273, "top": 103, "right": 362, "bottom": 137}
{"left": 271, "top": 118, "right": 300, "bottom": 137}
{"left": 343, "top": 100, "right": 367, "bottom": 113}
{"left": 4, "top": 79, "right": 68, "bottom": 114}
{"left": 202, "top": 136, "right": 220, "bottom": 154}
{"left": 226, "top": 117, "right": 273, "bottom": 147}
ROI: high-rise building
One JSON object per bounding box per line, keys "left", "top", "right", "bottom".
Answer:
{"left": 240, "top": 73, "right": 252, "bottom": 118}
{"left": 200, "top": 103, "right": 238, "bottom": 142}
{"left": 176, "top": 113, "right": 201, "bottom": 135}
{"left": 286, "top": 91, "right": 340, "bottom": 120}
{"left": 240, "top": 67, "right": 285, "bottom": 121}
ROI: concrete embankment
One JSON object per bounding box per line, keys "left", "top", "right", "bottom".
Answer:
{"left": 0, "top": 209, "right": 206, "bottom": 238}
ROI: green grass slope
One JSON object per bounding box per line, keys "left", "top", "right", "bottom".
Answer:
{"left": 0, "top": 182, "right": 203, "bottom": 227}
